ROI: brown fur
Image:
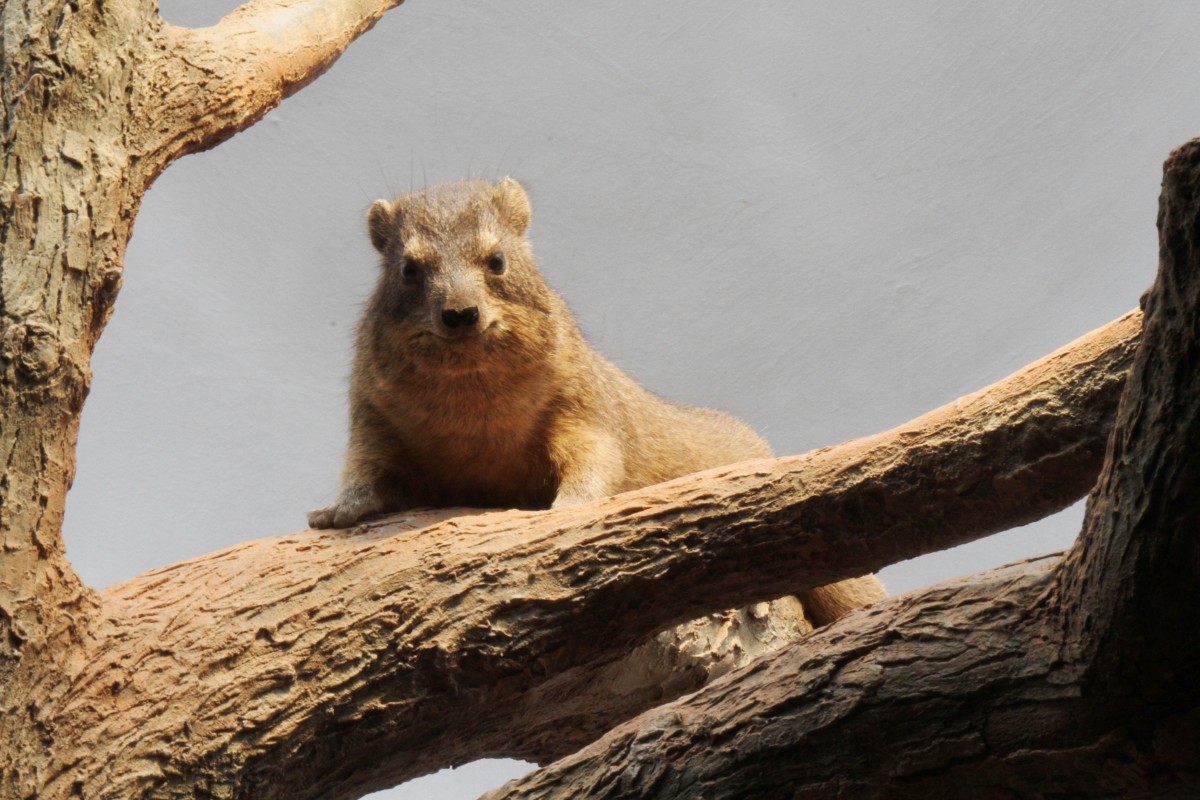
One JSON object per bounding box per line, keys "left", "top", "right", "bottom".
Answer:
{"left": 309, "top": 178, "right": 885, "bottom": 625}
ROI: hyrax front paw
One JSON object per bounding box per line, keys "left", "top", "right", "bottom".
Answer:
{"left": 307, "top": 485, "right": 385, "bottom": 529}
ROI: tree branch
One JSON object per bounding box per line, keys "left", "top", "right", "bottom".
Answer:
{"left": 483, "top": 557, "right": 1095, "bottom": 800}
{"left": 486, "top": 560, "right": 1197, "bottom": 799}
{"left": 134, "top": 0, "right": 405, "bottom": 172}
{"left": 47, "top": 310, "right": 1139, "bottom": 798}
{"left": 485, "top": 144, "right": 1200, "bottom": 800}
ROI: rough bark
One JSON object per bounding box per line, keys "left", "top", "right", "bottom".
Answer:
{"left": 3, "top": 0, "right": 150, "bottom": 787}
{"left": 0, "top": 0, "right": 403, "bottom": 797}
{"left": 48, "top": 309, "right": 1136, "bottom": 799}
{"left": 484, "top": 143, "right": 1200, "bottom": 800}
{"left": 141, "top": 0, "right": 406, "bottom": 166}
{"left": 485, "top": 558, "right": 1078, "bottom": 800}
{"left": 1, "top": 0, "right": 1189, "bottom": 798}
{"left": 1058, "top": 138, "right": 1200, "bottom": 737}
{"left": 0, "top": 3, "right": 853, "bottom": 795}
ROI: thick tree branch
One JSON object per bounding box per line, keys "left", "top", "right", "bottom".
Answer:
{"left": 46, "top": 310, "right": 1139, "bottom": 798}
{"left": 484, "top": 557, "right": 1095, "bottom": 800}
{"left": 4, "top": 1, "right": 1188, "bottom": 793}
{"left": 135, "top": 0, "right": 405, "bottom": 170}
{"left": 485, "top": 144, "right": 1200, "bottom": 800}
{"left": 486, "top": 559, "right": 1197, "bottom": 799}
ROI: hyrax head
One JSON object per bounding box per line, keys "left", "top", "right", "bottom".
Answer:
{"left": 366, "top": 178, "right": 554, "bottom": 353}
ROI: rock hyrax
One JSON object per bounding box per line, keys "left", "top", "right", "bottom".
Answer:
{"left": 309, "top": 178, "right": 885, "bottom": 625}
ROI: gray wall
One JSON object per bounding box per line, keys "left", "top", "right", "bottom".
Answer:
{"left": 64, "top": 2, "right": 1200, "bottom": 797}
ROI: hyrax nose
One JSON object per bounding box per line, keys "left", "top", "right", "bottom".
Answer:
{"left": 441, "top": 306, "right": 481, "bottom": 330}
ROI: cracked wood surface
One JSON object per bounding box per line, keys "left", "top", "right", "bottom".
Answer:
{"left": 0, "top": 1, "right": 411, "bottom": 796}
{"left": 0, "top": 0, "right": 1180, "bottom": 797}
{"left": 485, "top": 557, "right": 1081, "bottom": 800}
{"left": 44, "top": 308, "right": 1138, "bottom": 798}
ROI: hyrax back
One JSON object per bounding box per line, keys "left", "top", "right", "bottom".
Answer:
{"left": 308, "top": 178, "right": 885, "bottom": 624}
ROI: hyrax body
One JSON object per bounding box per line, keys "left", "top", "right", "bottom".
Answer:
{"left": 309, "top": 178, "right": 885, "bottom": 625}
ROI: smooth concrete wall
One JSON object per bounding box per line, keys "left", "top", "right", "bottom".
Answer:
{"left": 63, "top": 2, "right": 1200, "bottom": 796}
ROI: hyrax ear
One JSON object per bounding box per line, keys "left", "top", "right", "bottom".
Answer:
{"left": 367, "top": 199, "right": 398, "bottom": 253}
{"left": 494, "top": 177, "right": 531, "bottom": 234}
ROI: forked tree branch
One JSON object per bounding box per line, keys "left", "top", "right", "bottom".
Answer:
{"left": 133, "top": 0, "right": 406, "bottom": 172}
{"left": 46, "top": 309, "right": 1139, "bottom": 798}
{"left": 485, "top": 144, "right": 1200, "bottom": 800}
{"left": 5, "top": 3, "right": 1177, "bottom": 797}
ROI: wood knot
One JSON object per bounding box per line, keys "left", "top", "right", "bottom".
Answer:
{"left": 2, "top": 320, "right": 57, "bottom": 376}
{"left": 0, "top": 320, "right": 91, "bottom": 411}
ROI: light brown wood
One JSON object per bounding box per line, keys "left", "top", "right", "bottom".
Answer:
{"left": 485, "top": 557, "right": 1071, "bottom": 800}
{"left": 1, "top": 0, "right": 1189, "bottom": 798}
{"left": 45, "top": 308, "right": 1136, "bottom": 799}
{"left": 483, "top": 142, "right": 1200, "bottom": 800}
{"left": 0, "top": 1, "right": 404, "bottom": 796}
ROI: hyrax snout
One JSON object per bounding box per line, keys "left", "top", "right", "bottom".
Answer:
{"left": 309, "top": 177, "right": 887, "bottom": 626}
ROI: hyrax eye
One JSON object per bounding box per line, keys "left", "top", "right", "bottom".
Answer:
{"left": 486, "top": 252, "right": 507, "bottom": 275}
{"left": 400, "top": 258, "right": 422, "bottom": 281}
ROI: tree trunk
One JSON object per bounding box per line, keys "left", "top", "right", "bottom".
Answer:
{"left": 1, "top": 1, "right": 1193, "bottom": 799}
{"left": 1, "top": 0, "right": 408, "bottom": 795}
{"left": 2, "top": 0, "right": 144, "bottom": 787}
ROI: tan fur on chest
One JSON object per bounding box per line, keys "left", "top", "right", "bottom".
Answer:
{"left": 362, "top": 341, "right": 559, "bottom": 506}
